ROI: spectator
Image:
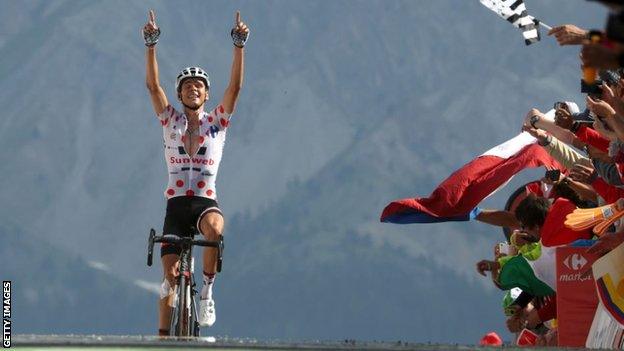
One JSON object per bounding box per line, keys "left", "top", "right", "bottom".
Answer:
{"left": 515, "top": 194, "right": 593, "bottom": 247}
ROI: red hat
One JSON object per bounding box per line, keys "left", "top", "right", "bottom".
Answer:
{"left": 479, "top": 332, "right": 503, "bottom": 346}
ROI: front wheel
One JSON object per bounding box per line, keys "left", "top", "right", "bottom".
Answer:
{"left": 170, "top": 275, "right": 192, "bottom": 336}
{"left": 169, "top": 282, "right": 181, "bottom": 336}
{"left": 176, "top": 274, "right": 191, "bottom": 336}
{"left": 191, "top": 298, "right": 200, "bottom": 336}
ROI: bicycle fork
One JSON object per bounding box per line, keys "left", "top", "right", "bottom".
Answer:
{"left": 171, "top": 252, "right": 200, "bottom": 337}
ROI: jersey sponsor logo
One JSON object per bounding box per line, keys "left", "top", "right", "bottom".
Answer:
{"left": 208, "top": 125, "right": 219, "bottom": 138}
{"left": 169, "top": 156, "right": 215, "bottom": 166}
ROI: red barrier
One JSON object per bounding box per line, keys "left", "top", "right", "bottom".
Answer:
{"left": 556, "top": 246, "right": 599, "bottom": 347}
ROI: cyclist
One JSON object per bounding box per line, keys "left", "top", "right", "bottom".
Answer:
{"left": 142, "top": 9, "right": 249, "bottom": 335}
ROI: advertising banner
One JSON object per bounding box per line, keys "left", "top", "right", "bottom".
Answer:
{"left": 556, "top": 246, "right": 599, "bottom": 347}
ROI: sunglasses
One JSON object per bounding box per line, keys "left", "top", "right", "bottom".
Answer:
{"left": 553, "top": 102, "right": 566, "bottom": 111}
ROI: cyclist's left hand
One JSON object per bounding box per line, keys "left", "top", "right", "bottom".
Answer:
{"left": 231, "top": 11, "right": 250, "bottom": 47}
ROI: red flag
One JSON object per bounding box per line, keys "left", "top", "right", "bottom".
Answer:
{"left": 380, "top": 133, "right": 562, "bottom": 224}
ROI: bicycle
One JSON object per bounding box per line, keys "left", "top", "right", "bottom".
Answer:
{"left": 147, "top": 228, "right": 224, "bottom": 337}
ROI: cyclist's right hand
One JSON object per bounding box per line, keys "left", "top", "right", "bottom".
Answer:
{"left": 143, "top": 10, "right": 160, "bottom": 46}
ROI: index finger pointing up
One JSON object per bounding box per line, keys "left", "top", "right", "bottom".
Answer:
{"left": 235, "top": 11, "right": 241, "bottom": 25}
{"left": 149, "top": 10, "right": 156, "bottom": 24}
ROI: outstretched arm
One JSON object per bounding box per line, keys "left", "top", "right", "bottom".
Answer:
{"left": 144, "top": 10, "right": 168, "bottom": 115}
{"left": 523, "top": 108, "right": 583, "bottom": 148}
{"left": 476, "top": 209, "right": 521, "bottom": 229}
{"left": 222, "top": 11, "right": 249, "bottom": 114}
{"left": 547, "top": 24, "right": 588, "bottom": 46}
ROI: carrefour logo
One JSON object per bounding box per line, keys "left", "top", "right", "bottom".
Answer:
{"left": 563, "top": 253, "right": 588, "bottom": 271}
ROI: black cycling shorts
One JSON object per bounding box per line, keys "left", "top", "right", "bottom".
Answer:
{"left": 161, "top": 196, "right": 223, "bottom": 257}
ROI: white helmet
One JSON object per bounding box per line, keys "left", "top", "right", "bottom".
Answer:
{"left": 175, "top": 66, "right": 210, "bottom": 92}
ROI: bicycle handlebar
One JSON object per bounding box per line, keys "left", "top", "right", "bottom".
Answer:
{"left": 146, "top": 228, "right": 224, "bottom": 268}
{"left": 154, "top": 234, "right": 221, "bottom": 248}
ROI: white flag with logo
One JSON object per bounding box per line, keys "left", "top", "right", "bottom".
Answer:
{"left": 480, "top": 0, "right": 541, "bottom": 45}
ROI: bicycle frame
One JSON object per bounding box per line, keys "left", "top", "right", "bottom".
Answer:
{"left": 172, "top": 243, "right": 195, "bottom": 336}
{"left": 147, "top": 229, "right": 224, "bottom": 337}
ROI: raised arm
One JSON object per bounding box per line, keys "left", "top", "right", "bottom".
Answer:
{"left": 524, "top": 108, "right": 583, "bottom": 148}
{"left": 222, "top": 11, "right": 250, "bottom": 114}
{"left": 586, "top": 95, "right": 624, "bottom": 143}
{"left": 143, "top": 10, "right": 168, "bottom": 115}
{"left": 475, "top": 209, "right": 521, "bottom": 229}
{"left": 547, "top": 24, "right": 588, "bottom": 46}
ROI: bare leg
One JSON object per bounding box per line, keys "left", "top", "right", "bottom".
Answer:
{"left": 199, "top": 212, "right": 224, "bottom": 274}
{"left": 159, "top": 254, "right": 179, "bottom": 334}
{"left": 197, "top": 213, "right": 224, "bottom": 327}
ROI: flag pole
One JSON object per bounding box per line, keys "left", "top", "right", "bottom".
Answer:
{"left": 538, "top": 21, "right": 552, "bottom": 31}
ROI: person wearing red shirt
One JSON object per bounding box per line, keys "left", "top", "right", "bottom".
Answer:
{"left": 515, "top": 194, "right": 593, "bottom": 247}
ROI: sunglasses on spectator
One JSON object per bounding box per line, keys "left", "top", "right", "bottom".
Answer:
{"left": 553, "top": 102, "right": 567, "bottom": 111}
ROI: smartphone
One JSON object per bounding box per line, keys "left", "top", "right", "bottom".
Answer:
{"left": 498, "top": 242, "right": 510, "bottom": 255}
{"left": 545, "top": 169, "right": 561, "bottom": 182}
{"left": 583, "top": 81, "right": 603, "bottom": 98}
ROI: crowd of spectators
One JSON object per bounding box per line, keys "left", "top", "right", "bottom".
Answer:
{"left": 472, "top": 0, "right": 624, "bottom": 346}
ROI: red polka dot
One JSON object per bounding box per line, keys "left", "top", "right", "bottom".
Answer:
{"left": 181, "top": 135, "right": 186, "bottom": 142}
{"left": 220, "top": 118, "right": 229, "bottom": 127}
{"left": 167, "top": 189, "right": 175, "bottom": 196}
{"left": 219, "top": 105, "right": 224, "bottom": 114}
{"left": 208, "top": 116, "right": 214, "bottom": 123}
{"left": 160, "top": 118, "right": 169, "bottom": 126}
{"left": 199, "top": 136, "right": 205, "bottom": 144}
{"left": 197, "top": 181, "right": 206, "bottom": 188}
{"left": 206, "top": 189, "right": 213, "bottom": 196}
{"left": 176, "top": 180, "right": 184, "bottom": 187}
{"left": 186, "top": 190, "right": 195, "bottom": 196}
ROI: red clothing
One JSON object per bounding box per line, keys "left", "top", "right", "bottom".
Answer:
{"left": 540, "top": 198, "right": 593, "bottom": 247}
{"left": 591, "top": 177, "right": 624, "bottom": 204}
{"left": 575, "top": 126, "right": 610, "bottom": 152}
{"left": 537, "top": 295, "right": 557, "bottom": 322}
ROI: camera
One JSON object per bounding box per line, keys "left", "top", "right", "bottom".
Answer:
{"left": 583, "top": 70, "right": 620, "bottom": 96}
{"left": 545, "top": 169, "right": 561, "bottom": 182}
{"left": 582, "top": 79, "right": 604, "bottom": 97}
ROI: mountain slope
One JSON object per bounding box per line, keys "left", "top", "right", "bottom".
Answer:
{"left": 0, "top": 224, "right": 156, "bottom": 334}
